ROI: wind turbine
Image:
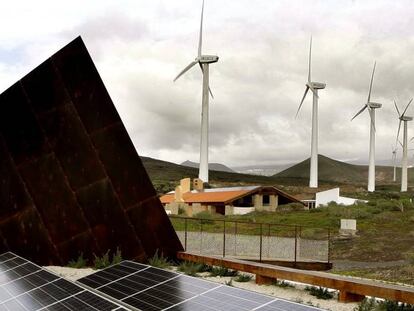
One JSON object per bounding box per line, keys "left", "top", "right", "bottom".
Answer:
{"left": 351, "top": 62, "right": 381, "bottom": 192}
{"left": 391, "top": 145, "right": 397, "bottom": 182}
{"left": 296, "top": 36, "right": 326, "bottom": 188}
{"left": 395, "top": 99, "right": 413, "bottom": 192}
{"left": 173, "top": 0, "right": 218, "bottom": 183}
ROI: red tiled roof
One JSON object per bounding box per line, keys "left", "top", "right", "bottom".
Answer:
{"left": 160, "top": 190, "right": 251, "bottom": 204}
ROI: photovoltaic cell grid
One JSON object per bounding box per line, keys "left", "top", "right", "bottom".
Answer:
{"left": 78, "top": 260, "right": 325, "bottom": 311}
{"left": 0, "top": 252, "right": 128, "bottom": 311}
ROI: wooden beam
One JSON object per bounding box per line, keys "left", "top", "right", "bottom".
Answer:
{"left": 177, "top": 252, "right": 414, "bottom": 304}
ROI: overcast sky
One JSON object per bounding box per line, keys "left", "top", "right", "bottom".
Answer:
{"left": 1, "top": 0, "right": 414, "bottom": 167}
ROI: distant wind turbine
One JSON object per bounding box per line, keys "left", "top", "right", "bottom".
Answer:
{"left": 351, "top": 62, "right": 381, "bottom": 192}
{"left": 395, "top": 99, "right": 413, "bottom": 192}
{"left": 173, "top": 0, "right": 218, "bottom": 183}
{"left": 296, "top": 36, "right": 326, "bottom": 188}
{"left": 391, "top": 145, "right": 397, "bottom": 182}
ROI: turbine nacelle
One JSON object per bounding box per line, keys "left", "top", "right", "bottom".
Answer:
{"left": 307, "top": 82, "right": 326, "bottom": 90}
{"left": 198, "top": 55, "right": 219, "bottom": 63}
{"left": 368, "top": 102, "right": 382, "bottom": 109}
{"left": 401, "top": 115, "right": 413, "bottom": 122}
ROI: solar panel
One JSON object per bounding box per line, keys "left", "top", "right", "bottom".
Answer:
{"left": 78, "top": 260, "right": 325, "bottom": 311}
{"left": 0, "top": 252, "right": 127, "bottom": 311}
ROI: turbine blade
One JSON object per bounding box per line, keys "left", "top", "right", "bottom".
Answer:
{"left": 398, "top": 139, "right": 403, "bottom": 148}
{"left": 394, "top": 100, "right": 401, "bottom": 117}
{"left": 198, "top": 0, "right": 204, "bottom": 58}
{"left": 296, "top": 86, "right": 309, "bottom": 118}
{"left": 402, "top": 98, "right": 413, "bottom": 116}
{"left": 367, "top": 61, "right": 376, "bottom": 103}
{"left": 396, "top": 120, "right": 402, "bottom": 146}
{"left": 351, "top": 105, "right": 368, "bottom": 121}
{"left": 173, "top": 61, "right": 198, "bottom": 82}
{"left": 410, "top": 136, "right": 414, "bottom": 142}
{"left": 308, "top": 36, "right": 312, "bottom": 84}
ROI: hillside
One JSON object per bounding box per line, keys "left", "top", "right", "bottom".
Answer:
{"left": 274, "top": 154, "right": 397, "bottom": 184}
{"left": 140, "top": 156, "right": 275, "bottom": 193}
{"left": 181, "top": 160, "right": 234, "bottom": 173}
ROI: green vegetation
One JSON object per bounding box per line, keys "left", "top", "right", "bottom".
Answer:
{"left": 225, "top": 279, "right": 234, "bottom": 286}
{"left": 272, "top": 280, "right": 294, "bottom": 288}
{"left": 355, "top": 298, "right": 414, "bottom": 311}
{"left": 112, "top": 248, "right": 123, "bottom": 266}
{"left": 304, "top": 286, "right": 334, "bottom": 300}
{"left": 148, "top": 250, "right": 172, "bottom": 268}
{"left": 234, "top": 274, "right": 253, "bottom": 282}
{"left": 178, "top": 261, "right": 211, "bottom": 276}
{"left": 93, "top": 250, "right": 111, "bottom": 269}
{"left": 209, "top": 266, "right": 239, "bottom": 277}
{"left": 67, "top": 253, "right": 88, "bottom": 268}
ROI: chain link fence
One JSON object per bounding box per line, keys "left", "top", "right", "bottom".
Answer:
{"left": 170, "top": 216, "right": 331, "bottom": 263}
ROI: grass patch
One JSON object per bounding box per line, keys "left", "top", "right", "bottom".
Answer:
{"left": 148, "top": 250, "right": 171, "bottom": 268}
{"left": 93, "top": 250, "right": 111, "bottom": 269}
{"left": 209, "top": 266, "right": 238, "bottom": 277}
{"left": 304, "top": 286, "right": 334, "bottom": 300}
{"left": 67, "top": 253, "right": 88, "bottom": 268}
{"left": 178, "top": 261, "right": 211, "bottom": 276}
{"left": 234, "top": 274, "right": 252, "bottom": 282}
{"left": 272, "top": 280, "right": 294, "bottom": 288}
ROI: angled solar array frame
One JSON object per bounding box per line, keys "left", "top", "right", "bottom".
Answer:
{"left": 78, "top": 260, "right": 326, "bottom": 311}
{"left": 0, "top": 252, "right": 129, "bottom": 311}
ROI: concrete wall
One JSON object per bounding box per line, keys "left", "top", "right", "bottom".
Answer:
{"left": 254, "top": 194, "right": 278, "bottom": 212}
{"left": 233, "top": 207, "right": 255, "bottom": 215}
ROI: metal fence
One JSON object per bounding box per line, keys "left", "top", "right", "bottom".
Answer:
{"left": 169, "top": 216, "right": 331, "bottom": 263}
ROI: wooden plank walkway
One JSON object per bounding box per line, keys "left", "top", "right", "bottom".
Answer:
{"left": 177, "top": 252, "right": 414, "bottom": 304}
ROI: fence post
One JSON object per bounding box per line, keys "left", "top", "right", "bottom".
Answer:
{"left": 223, "top": 220, "right": 226, "bottom": 257}
{"left": 184, "top": 218, "right": 188, "bottom": 251}
{"left": 328, "top": 228, "right": 331, "bottom": 263}
{"left": 259, "top": 223, "right": 263, "bottom": 262}
{"left": 294, "top": 226, "right": 298, "bottom": 264}
{"left": 200, "top": 218, "right": 203, "bottom": 254}
{"left": 235, "top": 221, "right": 238, "bottom": 256}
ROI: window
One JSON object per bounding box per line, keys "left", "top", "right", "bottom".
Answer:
{"left": 263, "top": 195, "right": 270, "bottom": 205}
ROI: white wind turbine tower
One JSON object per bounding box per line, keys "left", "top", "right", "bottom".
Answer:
{"left": 174, "top": 0, "right": 218, "bottom": 183}
{"left": 395, "top": 99, "right": 413, "bottom": 192}
{"left": 391, "top": 145, "right": 397, "bottom": 182}
{"left": 296, "top": 36, "right": 326, "bottom": 188}
{"left": 351, "top": 62, "right": 381, "bottom": 192}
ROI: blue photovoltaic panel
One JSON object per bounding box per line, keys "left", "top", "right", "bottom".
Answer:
{"left": 0, "top": 252, "right": 128, "bottom": 311}
{"left": 78, "top": 260, "right": 325, "bottom": 311}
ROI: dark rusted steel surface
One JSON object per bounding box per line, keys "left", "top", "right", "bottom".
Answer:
{"left": 0, "top": 37, "right": 182, "bottom": 265}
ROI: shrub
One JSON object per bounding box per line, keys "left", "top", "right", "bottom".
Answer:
{"left": 178, "top": 207, "right": 187, "bottom": 215}
{"left": 304, "top": 286, "right": 334, "bottom": 300}
{"left": 209, "top": 266, "right": 238, "bottom": 277}
{"left": 272, "top": 280, "right": 294, "bottom": 288}
{"left": 354, "top": 298, "right": 377, "bottom": 311}
{"left": 112, "top": 247, "right": 122, "bottom": 265}
{"left": 194, "top": 211, "right": 221, "bottom": 224}
{"left": 234, "top": 274, "right": 252, "bottom": 282}
{"left": 178, "top": 261, "right": 211, "bottom": 276}
{"left": 225, "top": 279, "right": 233, "bottom": 286}
{"left": 93, "top": 250, "right": 111, "bottom": 269}
{"left": 376, "top": 199, "right": 401, "bottom": 212}
{"left": 148, "top": 250, "right": 171, "bottom": 268}
{"left": 67, "top": 253, "right": 87, "bottom": 268}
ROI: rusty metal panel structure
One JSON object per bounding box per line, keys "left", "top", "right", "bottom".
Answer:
{"left": 0, "top": 37, "right": 182, "bottom": 265}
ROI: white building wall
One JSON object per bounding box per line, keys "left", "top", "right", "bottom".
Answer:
{"left": 315, "top": 188, "right": 340, "bottom": 207}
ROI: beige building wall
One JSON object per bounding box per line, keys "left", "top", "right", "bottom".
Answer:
{"left": 255, "top": 194, "right": 278, "bottom": 212}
